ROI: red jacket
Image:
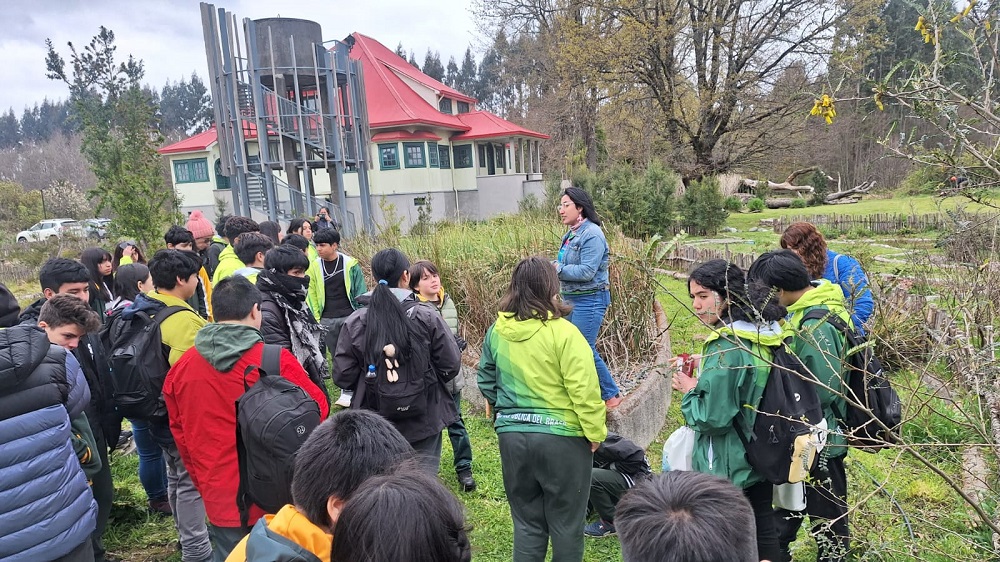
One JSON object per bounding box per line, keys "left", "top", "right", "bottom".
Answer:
{"left": 164, "top": 341, "right": 329, "bottom": 527}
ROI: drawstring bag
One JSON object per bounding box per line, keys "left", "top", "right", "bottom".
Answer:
{"left": 662, "top": 426, "right": 695, "bottom": 471}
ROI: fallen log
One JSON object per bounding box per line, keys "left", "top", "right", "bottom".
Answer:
{"left": 826, "top": 180, "right": 875, "bottom": 202}
{"left": 740, "top": 178, "right": 815, "bottom": 195}
{"left": 766, "top": 198, "right": 794, "bottom": 208}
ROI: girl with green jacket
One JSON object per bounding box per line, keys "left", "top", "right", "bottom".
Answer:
{"left": 671, "top": 259, "right": 783, "bottom": 562}
{"left": 478, "top": 256, "right": 607, "bottom": 562}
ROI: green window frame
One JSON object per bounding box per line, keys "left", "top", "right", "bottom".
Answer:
{"left": 173, "top": 158, "right": 210, "bottom": 183}
{"left": 453, "top": 144, "right": 473, "bottom": 168}
{"left": 438, "top": 145, "right": 451, "bottom": 169}
{"left": 439, "top": 98, "right": 453, "bottom": 114}
{"left": 457, "top": 101, "right": 470, "bottom": 114}
{"left": 428, "top": 142, "right": 440, "bottom": 168}
{"left": 403, "top": 142, "right": 426, "bottom": 168}
{"left": 378, "top": 143, "right": 400, "bottom": 170}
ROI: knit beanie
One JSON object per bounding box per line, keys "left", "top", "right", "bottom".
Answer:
{"left": 186, "top": 210, "right": 215, "bottom": 239}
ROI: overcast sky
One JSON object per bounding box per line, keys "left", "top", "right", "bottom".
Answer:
{"left": 1, "top": 0, "right": 482, "bottom": 113}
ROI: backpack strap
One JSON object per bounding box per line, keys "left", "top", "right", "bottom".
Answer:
{"left": 261, "top": 344, "right": 281, "bottom": 378}
{"left": 832, "top": 254, "right": 843, "bottom": 284}
{"left": 802, "top": 308, "right": 849, "bottom": 333}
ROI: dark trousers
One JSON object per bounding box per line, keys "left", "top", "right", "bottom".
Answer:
{"left": 745, "top": 480, "right": 780, "bottom": 562}
{"left": 89, "top": 423, "right": 113, "bottom": 562}
{"left": 499, "top": 432, "right": 593, "bottom": 562}
{"left": 447, "top": 391, "right": 473, "bottom": 473}
{"left": 209, "top": 524, "right": 252, "bottom": 562}
{"left": 776, "top": 454, "right": 849, "bottom": 562}
{"left": 589, "top": 468, "right": 628, "bottom": 524}
{"left": 52, "top": 539, "right": 95, "bottom": 562}
{"left": 411, "top": 431, "right": 444, "bottom": 475}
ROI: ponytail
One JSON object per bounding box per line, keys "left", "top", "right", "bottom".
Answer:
{"left": 365, "top": 249, "right": 414, "bottom": 367}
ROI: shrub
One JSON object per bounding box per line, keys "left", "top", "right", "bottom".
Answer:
{"left": 790, "top": 198, "right": 807, "bottom": 209}
{"left": 723, "top": 196, "right": 744, "bottom": 212}
{"left": 747, "top": 197, "right": 766, "bottom": 212}
{"left": 0, "top": 180, "right": 43, "bottom": 234}
{"left": 595, "top": 161, "right": 677, "bottom": 239}
{"left": 678, "top": 176, "right": 728, "bottom": 235}
{"left": 900, "top": 165, "right": 944, "bottom": 195}
{"left": 808, "top": 170, "right": 831, "bottom": 206}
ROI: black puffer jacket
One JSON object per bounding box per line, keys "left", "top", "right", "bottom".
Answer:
{"left": 332, "top": 289, "right": 461, "bottom": 443}
{"left": 594, "top": 432, "right": 652, "bottom": 486}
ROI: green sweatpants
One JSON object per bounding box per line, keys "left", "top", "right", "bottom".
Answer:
{"left": 588, "top": 468, "right": 629, "bottom": 523}
{"left": 498, "top": 432, "right": 593, "bottom": 562}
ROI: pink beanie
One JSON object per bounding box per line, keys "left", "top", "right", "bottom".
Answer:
{"left": 186, "top": 210, "right": 215, "bottom": 239}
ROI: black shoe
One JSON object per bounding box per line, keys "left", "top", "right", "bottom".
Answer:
{"left": 457, "top": 469, "right": 477, "bottom": 492}
{"left": 115, "top": 430, "right": 133, "bottom": 450}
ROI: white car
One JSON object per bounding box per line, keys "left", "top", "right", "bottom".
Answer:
{"left": 16, "top": 219, "right": 83, "bottom": 243}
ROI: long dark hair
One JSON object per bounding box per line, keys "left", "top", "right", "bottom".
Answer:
{"left": 365, "top": 249, "right": 414, "bottom": 366}
{"left": 562, "top": 186, "right": 602, "bottom": 227}
{"left": 688, "top": 259, "right": 785, "bottom": 324}
{"left": 330, "top": 465, "right": 472, "bottom": 562}
{"left": 286, "top": 217, "right": 311, "bottom": 236}
{"left": 80, "top": 247, "right": 113, "bottom": 300}
{"left": 112, "top": 263, "right": 150, "bottom": 303}
{"left": 499, "top": 256, "right": 573, "bottom": 321}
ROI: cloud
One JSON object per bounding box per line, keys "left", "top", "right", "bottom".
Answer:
{"left": 1, "top": 0, "right": 479, "bottom": 112}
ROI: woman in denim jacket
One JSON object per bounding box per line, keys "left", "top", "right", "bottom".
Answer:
{"left": 556, "top": 187, "right": 623, "bottom": 408}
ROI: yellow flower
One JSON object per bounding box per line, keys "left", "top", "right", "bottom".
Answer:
{"left": 874, "top": 93, "right": 884, "bottom": 111}
{"left": 810, "top": 95, "right": 836, "bottom": 123}
{"left": 915, "top": 15, "right": 926, "bottom": 31}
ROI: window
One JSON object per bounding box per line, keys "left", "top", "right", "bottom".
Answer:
{"left": 403, "top": 142, "right": 426, "bottom": 168}
{"left": 428, "top": 142, "right": 440, "bottom": 168}
{"left": 453, "top": 144, "right": 473, "bottom": 168}
{"left": 173, "top": 158, "right": 210, "bottom": 183}
{"left": 378, "top": 143, "right": 399, "bottom": 170}
{"left": 439, "top": 98, "right": 453, "bottom": 114}
{"left": 457, "top": 101, "right": 470, "bottom": 114}
{"left": 438, "top": 145, "right": 450, "bottom": 169}
{"left": 478, "top": 144, "right": 486, "bottom": 168}
{"left": 413, "top": 197, "right": 427, "bottom": 206}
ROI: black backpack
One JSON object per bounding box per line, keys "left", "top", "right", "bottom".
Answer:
{"left": 362, "top": 301, "right": 432, "bottom": 422}
{"left": 802, "top": 310, "right": 902, "bottom": 452}
{"left": 105, "top": 305, "right": 187, "bottom": 422}
{"left": 236, "top": 344, "right": 321, "bottom": 526}
{"left": 735, "top": 340, "right": 826, "bottom": 485}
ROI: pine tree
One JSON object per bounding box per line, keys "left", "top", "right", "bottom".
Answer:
{"left": 395, "top": 42, "right": 407, "bottom": 59}
{"left": 422, "top": 49, "right": 445, "bottom": 82}
{"left": 0, "top": 109, "right": 18, "bottom": 149}
{"left": 408, "top": 51, "right": 420, "bottom": 69}
{"left": 458, "top": 47, "right": 477, "bottom": 95}
{"left": 445, "top": 56, "right": 459, "bottom": 87}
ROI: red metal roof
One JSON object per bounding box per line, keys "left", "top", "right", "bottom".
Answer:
{"left": 350, "top": 33, "right": 476, "bottom": 105}
{"left": 158, "top": 122, "right": 274, "bottom": 155}
{"left": 370, "top": 130, "right": 442, "bottom": 142}
{"left": 451, "top": 111, "right": 551, "bottom": 141}
{"left": 348, "top": 33, "right": 470, "bottom": 131}
{"left": 159, "top": 127, "right": 219, "bottom": 154}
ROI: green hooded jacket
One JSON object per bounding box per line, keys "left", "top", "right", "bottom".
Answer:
{"left": 786, "top": 279, "right": 851, "bottom": 457}
{"left": 194, "top": 323, "right": 263, "bottom": 372}
{"left": 478, "top": 312, "right": 607, "bottom": 443}
{"left": 212, "top": 244, "right": 243, "bottom": 286}
{"left": 305, "top": 253, "right": 367, "bottom": 321}
{"left": 681, "top": 320, "right": 785, "bottom": 489}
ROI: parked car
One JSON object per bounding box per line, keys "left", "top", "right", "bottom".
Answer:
{"left": 16, "top": 219, "right": 83, "bottom": 243}
{"left": 81, "top": 218, "right": 112, "bottom": 240}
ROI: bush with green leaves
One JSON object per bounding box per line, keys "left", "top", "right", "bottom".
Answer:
{"left": 900, "top": 165, "right": 944, "bottom": 195}
{"left": 790, "top": 198, "right": 808, "bottom": 209}
{"left": 570, "top": 161, "right": 677, "bottom": 239}
{"left": 723, "top": 196, "right": 744, "bottom": 212}
{"left": 0, "top": 181, "right": 43, "bottom": 233}
{"left": 808, "top": 170, "right": 831, "bottom": 205}
{"left": 678, "top": 176, "right": 728, "bottom": 235}
{"left": 747, "top": 197, "right": 766, "bottom": 212}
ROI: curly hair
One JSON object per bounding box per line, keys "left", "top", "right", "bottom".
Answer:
{"left": 779, "top": 222, "right": 828, "bottom": 279}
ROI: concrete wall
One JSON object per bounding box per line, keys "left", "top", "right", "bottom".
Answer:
{"left": 170, "top": 145, "right": 222, "bottom": 209}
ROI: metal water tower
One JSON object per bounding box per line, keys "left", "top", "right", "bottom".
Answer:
{"left": 201, "top": 3, "right": 374, "bottom": 234}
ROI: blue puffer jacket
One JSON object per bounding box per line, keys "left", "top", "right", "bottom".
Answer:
{"left": 557, "top": 219, "right": 610, "bottom": 293}
{"left": 0, "top": 325, "right": 97, "bottom": 562}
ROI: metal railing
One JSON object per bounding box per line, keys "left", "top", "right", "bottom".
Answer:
{"left": 245, "top": 169, "right": 355, "bottom": 236}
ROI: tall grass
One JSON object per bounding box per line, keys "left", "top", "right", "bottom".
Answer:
{"left": 347, "top": 213, "right": 659, "bottom": 373}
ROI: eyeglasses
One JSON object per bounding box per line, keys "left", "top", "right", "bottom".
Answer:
{"left": 557, "top": 202, "right": 575, "bottom": 210}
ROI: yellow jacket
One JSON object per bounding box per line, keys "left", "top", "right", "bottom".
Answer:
{"left": 226, "top": 504, "right": 332, "bottom": 562}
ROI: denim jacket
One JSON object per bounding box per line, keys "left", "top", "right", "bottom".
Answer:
{"left": 557, "top": 220, "right": 610, "bottom": 293}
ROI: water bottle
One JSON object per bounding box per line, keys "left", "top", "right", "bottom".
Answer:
{"left": 365, "top": 364, "right": 377, "bottom": 382}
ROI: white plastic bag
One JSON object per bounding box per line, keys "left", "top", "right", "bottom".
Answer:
{"left": 773, "top": 482, "right": 806, "bottom": 511}
{"left": 662, "top": 426, "right": 695, "bottom": 471}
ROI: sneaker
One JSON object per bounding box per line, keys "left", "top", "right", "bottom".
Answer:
{"left": 584, "top": 520, "right": 616, "bottom": 538}
{"left": 605, "top": 394, "right": 623, "bottom": 409}
{"left": 334, "top": 390, "right": 353, "bottom": 408}
{"left": 457, "top": 469, "right": 477, "bottom": 493}
{"left": 148, "top": 498, "right": 172, "bottom": 516}
{"left": 115, "top": 430, "right": 133, "bottom": 450}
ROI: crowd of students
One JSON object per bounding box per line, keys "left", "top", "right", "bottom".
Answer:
{"left": 0, "top": 192, "right": 877, "bottom": 562}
